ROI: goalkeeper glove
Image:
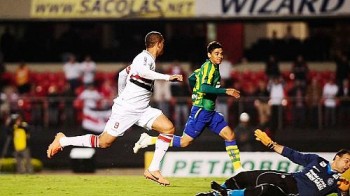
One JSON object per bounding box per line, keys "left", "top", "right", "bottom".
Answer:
{"left": 254, "top": 129, "right": 277, "bottom": 149}
{"left": 338, "top": 178, "right": 350, "bottom": 192}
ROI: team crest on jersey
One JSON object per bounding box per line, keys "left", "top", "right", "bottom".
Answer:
{"left": 319, "top": 161, "right": 327, "bottom": 167}
{"left": 114, "top": 122, "right": 119, "bottom": 129}
{"left": 327, "top": 178, "right": 335, "bottom": 186}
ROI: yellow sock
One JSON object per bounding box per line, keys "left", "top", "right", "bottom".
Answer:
{"left": 226, "top": 145, "right": 242, "bottom": 171}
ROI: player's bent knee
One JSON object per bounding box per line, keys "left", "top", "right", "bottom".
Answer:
{"left": 152, "top": 115, "right": 175, "bottom": 134}
{"left": 161, "top": 123, "right": 175, "bottom": 134}
{"left": 220, "top": 127, "right": 235, "bottom": 141}
{"left": 225, "top": 134, "right": 235, "bottom": 141}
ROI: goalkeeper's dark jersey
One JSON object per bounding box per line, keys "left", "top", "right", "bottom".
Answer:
{"left": 282, "top": 147, "right": 342, "bottom": 196}
{"left": 192, "top": 60, "right": 221, "bottom": 111}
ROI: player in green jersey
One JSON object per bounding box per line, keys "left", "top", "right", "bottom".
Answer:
{"left": 134, "top": 41, "right": 243, "bottom": 173}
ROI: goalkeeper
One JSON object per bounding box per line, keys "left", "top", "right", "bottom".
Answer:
{"left": 198, "top": 129, "right": 350, "bottom": 196}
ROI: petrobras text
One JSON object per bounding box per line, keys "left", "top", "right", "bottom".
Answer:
{"left": 155, "top": 151, "right": 334, "bottom": 177}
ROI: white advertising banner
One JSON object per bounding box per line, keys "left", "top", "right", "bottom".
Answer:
{"left": 196, "top": 0, "right": 350, "bottom": 18}
{"left": 30, "top": 0, "right": 350, "bottom": 19}
{"left": 159, "top": 151, "right": 335, "bottom": 177}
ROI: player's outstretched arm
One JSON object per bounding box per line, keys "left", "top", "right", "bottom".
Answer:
{"left": 169, "top": 74, "right": 183, "bottom": 82}
{"left": 137, "top": 64, "right": 171, "bottom": 81}
{"left": 254, "top": 129, "right": 284, "bottom": 154}
{"left": 118, "top": 66, "right": 130, "bottom": 95}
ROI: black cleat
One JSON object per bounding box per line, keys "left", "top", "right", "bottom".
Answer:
{"left": 211, "top": 181, "right": 227, "bottom": 196}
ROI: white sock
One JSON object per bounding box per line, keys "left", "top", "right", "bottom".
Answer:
{"left": 148, "top": 134, "right": 173, "bottom": 171}
{"left": 59, "top": 134, "right": 99, "bottom": 148}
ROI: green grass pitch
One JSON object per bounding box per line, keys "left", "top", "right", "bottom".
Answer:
{"left": 0, "top": 175, "right": 339, "bottom": 195}
{"left": 0, "top": 175, "right": 225, "bottom": 196}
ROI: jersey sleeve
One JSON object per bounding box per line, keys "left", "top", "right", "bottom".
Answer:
{"left": 138, "top": 66, "right": 170, "bottom": 81}
{"left": 282, "top": 146, "right": 319, "bottom": 166}
{"left": 201, "top": 84, "right": 226, "bottom": 94}
{"left": 118, "top": 66, "right": 130, "bottom": 95}
{"left": 199, "top": 64, "right": 226, "bottom": 94}
{"left": 188, "top": 72, "right": 196, "bottom": 89}
{"left": 133, "top": 55, "right": 170, "bottom": 81}
{"left": 188, "top": 68, "right": 201, "bottom": 89}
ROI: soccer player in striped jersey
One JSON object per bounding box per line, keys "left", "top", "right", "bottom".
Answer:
{"left": 47, "top": 31, "right": 183, "bottom": 186}
{"left": 134, "top": 41, "right": 244, "bottom": 174}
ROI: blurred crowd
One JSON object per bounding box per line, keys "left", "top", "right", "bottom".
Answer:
{"left": 227, "top": 51, "right": 350, "bottom": 138}
{"left": 0, "top": 53, "right": 116, "bottom": 132}
{"left": 1, "top": 50, "right": 350, "bottom": 141}
{"left": 1, "top": 22, "right": 350, "bottom": 140}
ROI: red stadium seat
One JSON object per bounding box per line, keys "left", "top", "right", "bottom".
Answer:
{"left": 230, "top": 71, "right": 240, "bottom": 81}
{"left": 321, "top": 70, "right": 335, "bottom": 81}
{"left": 47, "top": 72, "right": 60, "bottom": 83}
{"left": 255, "top": 70, "right": 268, "bottom": 81}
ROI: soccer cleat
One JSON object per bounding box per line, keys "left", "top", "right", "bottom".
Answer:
{"left": 211, "top": 181, "right": 227, "bottom": 196}
{"left": 47, "top": 132, "right": 65, "bottom": 158}
{"left": 196, "top": 190, "right": 221, "bottom": 196}
{"left": 133, "top": 133, "right": 152, "bottom": 153}
{"left": 144, "top": 169, "right": 170, "bottom": 186}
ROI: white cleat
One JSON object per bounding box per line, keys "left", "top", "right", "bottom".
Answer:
{"left": 133, "top": 133, "right": 152, "bottom": 153}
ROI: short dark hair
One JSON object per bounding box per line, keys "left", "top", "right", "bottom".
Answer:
{"left": 207, "top": 41, "right": 223, "bottom": 53}
{"left": 145, "top": 31, "right": 163, "bottom": 48}
{"left": 333, "top": 149, "right": 350, "bottom": 160}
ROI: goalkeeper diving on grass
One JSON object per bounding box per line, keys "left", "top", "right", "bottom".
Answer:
{"left": 196, "top": 129, "right": 350, "bottom": 196}
{"left": 133, "top": 41, "right": 244, "bottom": 174}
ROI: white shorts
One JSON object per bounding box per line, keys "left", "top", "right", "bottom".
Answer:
{"left": 104, "top": 101, "right": 162, "bottom": 137}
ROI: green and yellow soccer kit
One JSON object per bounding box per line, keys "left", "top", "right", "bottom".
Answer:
{"left": 184, "top": 60, "right": 242, "bottom": 171}
{"left": 190, "top": 60, "right": 226, "bottom": 111}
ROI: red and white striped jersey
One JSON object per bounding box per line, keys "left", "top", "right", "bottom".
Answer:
{"left": 116, "top": 50, "right": 170, "bottom": 109}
